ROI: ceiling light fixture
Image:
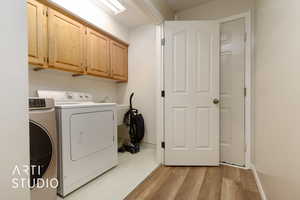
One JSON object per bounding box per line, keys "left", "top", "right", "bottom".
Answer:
{"left": 99, "top": 0, "right": 126, "bottom": 15}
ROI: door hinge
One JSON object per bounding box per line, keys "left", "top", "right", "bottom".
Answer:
{"left": 244, "top": 88, "right": 247, "bottom": 97}
{"left": 161, "top": 90, "right": 165, "bottom": 98}
{"left": 161, "top": 38, "right": 165, "bottom": 46}
{"left": 244, "top": 32, "right": 247, "bottom": 42}
{"left": 161, "top": 142, "right": 165, "bottom": 149}
{"left": 44, "top": 8, "right": 48, "bottom": 17}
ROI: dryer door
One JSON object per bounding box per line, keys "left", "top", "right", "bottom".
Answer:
{"left": 29, "top": 121, "right": 53, "bottom": 188}
{"left": 70, "top": 111, "right": 114, "bottom": 161}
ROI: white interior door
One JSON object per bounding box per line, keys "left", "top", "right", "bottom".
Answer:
{"left": 220, "top": 18, "right": 246, "bottom": 166}
{"left": 164, "top": 21, "right": 220, "bottom": 166}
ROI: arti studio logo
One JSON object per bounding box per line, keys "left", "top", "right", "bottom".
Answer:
{"left": 12, "top": 165, "right": 58, "bottom": 189}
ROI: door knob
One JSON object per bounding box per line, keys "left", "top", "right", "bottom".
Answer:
{"left": 213, "top": 98, "right": 220, "bottom": 105}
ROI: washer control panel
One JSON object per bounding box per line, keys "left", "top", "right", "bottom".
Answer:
{"left": 29, "top": 98, "right": 55, "bottom": 110}
{"left": 29, "top": 98, "right": 46, "bottom": 108}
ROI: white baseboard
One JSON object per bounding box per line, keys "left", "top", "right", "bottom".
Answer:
{"left": 251, "top": 164, "right": 268, "bottom": 200}
{"left": 141, "top": 142, "right": 156, "bottom": 149}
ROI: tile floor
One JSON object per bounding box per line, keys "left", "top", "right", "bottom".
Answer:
{"left": 58, "top": 145, "right": 158, "bottom": 200}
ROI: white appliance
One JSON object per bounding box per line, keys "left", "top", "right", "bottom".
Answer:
{"left": 38, "top": 90, "right": 118, "bottom": 197}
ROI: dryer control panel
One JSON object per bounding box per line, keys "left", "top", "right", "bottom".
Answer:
{"left": 37, "top": 90, "right": 93, "bottom": 103}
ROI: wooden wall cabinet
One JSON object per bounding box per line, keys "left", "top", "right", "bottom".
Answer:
{"left": 48, "top": 8, "right": 85, "bottom": 73}
{"left": 86, "top": 28, "right": 110, "bottom": 77}
{"left": 110, "top": 41, "right": 128, "bottom": 81}
{"left": 27, "top": 0, "right": 128, "bottom": 81}
{"left": 27, "top": 0, "right": 47, "bottom": 66}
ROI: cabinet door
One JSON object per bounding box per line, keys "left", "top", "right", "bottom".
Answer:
{"left": 110, "top": 41, "right": 128, "bottom": 81}
{"left": 86, "top": 28, "right": 110, "bottom": 77}
{"left": 27, "top": 0, "right": 46, "bottom": 66}
{"left": 48, "top": 9, "right": 85, "bottom": 73}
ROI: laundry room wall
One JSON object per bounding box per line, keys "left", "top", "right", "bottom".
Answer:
{"left": 0, "top": 0, "right": 30, "bottom": 199}
{"left": 175, "top": 0, "right": 255, "bottom": 20}
{"left": 117, "top": 25, "right": 158, "bottom": 145}
{"left": 254, "top": 0, "right": 300, "bottom": 199}
{"left": 28, "top": 67, "right": 119, "bottom": 102}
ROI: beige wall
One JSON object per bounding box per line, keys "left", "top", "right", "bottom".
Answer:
{"left": 254, "top": 0, "right": 300, "bottom": 199}
{"left": 175, "top": 0, "right": 255, "bottom": 20}
{"left": 28, "top": 67, "right": 118, "bottom": 102}
{"left": 0, "top": 0, "right": 30, "bottom": 199}
{"left": 117, "top": 25, "right": 158, "bottom": 144}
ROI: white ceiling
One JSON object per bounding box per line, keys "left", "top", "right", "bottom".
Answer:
{"left": 91, "top": 0, "right": 152, "bottom": 28}
{"left": 114, "top": 0, "right": 152, "bottom": 28}
{"left": 166, "top": 0, "right": 214, "bottom": 12}
{"left": 91, "top": 0, "right": 216, "bottom": 29}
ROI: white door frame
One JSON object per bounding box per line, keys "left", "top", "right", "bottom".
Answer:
{"left": 156, "top": 10, "right": 253, "bottom": 169}
{"left": 155, "top": 23, "right": 165, "bottom": 164}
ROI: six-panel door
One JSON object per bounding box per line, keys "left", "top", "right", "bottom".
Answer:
{"left": 48, "top": 8, "right": 85, "bottom": 73}
{"left": 110, "top": 41, "right": 128, "bottom": 81}
{"left": 86, "top": 28, "right": 110, "bottom": 77}
{"left": 164, "top": 21, "right": 220, "bottom": 166}
{"left": 27, "top": 0, "right": 47, "bottom": 66}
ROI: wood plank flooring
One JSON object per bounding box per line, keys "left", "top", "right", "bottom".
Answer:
{"left": 125, "top": 165, "right": 261, "bottom": 200}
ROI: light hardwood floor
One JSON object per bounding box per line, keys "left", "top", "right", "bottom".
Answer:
{"left": 125, "top": 165, "right": 261, "bottom": 200}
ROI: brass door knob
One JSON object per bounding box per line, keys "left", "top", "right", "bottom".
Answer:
{"left": 213, "top": 98, "right": 220, "bottom": 105}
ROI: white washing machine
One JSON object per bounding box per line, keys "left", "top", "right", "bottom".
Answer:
{"left": 38, "top": 91, "right": 118, "bottom": 197}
